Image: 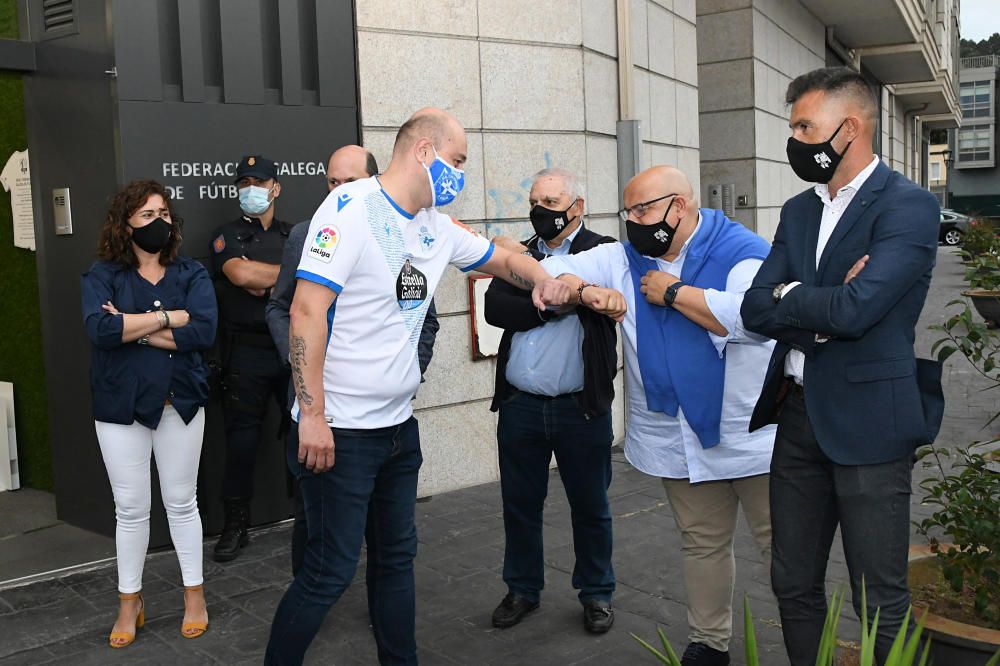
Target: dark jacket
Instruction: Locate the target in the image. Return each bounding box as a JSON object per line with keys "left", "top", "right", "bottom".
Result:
{"left": 81, "top": 257, "right": 218, "bottom": 428}
{"left": 741, "top": 161, "right": 944, "bottom": 464}
{"left": 485, "top": 226, "right": 618, "bottom": 417}
{"left": 265, "top": 220, "right": 440, "bottom": 378}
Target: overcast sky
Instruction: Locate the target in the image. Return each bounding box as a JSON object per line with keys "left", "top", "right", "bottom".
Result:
{"left": 961, "top": 0, "right": 999, "bottom": 42}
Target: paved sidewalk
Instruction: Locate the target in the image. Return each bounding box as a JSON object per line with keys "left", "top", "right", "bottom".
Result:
{"left": 0, "top": 247, "right": 992, "bottom": 666}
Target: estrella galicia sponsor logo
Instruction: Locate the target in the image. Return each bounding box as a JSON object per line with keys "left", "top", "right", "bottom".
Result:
{"left": 396, "top": 258, "right": 428, "bottom": 311}
{"left": 309, "top": 225, "right": 339, "bottom": 263}
{"left": 337, "top": 193, "right": 352, "bottom": 212}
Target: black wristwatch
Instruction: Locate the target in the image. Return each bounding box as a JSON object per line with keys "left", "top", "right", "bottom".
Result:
{"left": 664, "top": 281, "right": 686, "bottom": 307}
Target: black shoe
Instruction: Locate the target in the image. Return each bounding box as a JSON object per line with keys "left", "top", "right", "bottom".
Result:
{"left": 680, "top": 642, "right": 730, "bottom": 666}
{"left": 213, "top": 499, "right": 250, "bottom": 562}
{"left": 491, "top": 593, "right": 539, "bottom": 628}
{"left": 583, "top": 599, "right": 614, "bottom": 634}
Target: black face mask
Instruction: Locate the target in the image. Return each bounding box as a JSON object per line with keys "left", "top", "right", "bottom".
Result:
{"left": 786, "top": 119, "right": 852, "bottom": 184}
{"left": 626, "top": 198, "right": 678, "bottom": 258}
{"left": 529, "top": 201, "right": 578, "bottom": 242}
{"left": 131, "top": 217, "right": 172, "bottom": 254}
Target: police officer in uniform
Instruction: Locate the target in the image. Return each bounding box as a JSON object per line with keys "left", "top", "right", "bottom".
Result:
{"left": 210, "top": 155, "right": 292, "bottom": 562}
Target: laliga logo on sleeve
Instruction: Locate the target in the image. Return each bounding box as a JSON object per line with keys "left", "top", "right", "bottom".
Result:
{"left": 309, "top": 226, "right": 339, "bottom": 263}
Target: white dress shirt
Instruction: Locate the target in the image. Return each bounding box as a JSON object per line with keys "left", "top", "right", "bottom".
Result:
{"left": 542, "top": 215, "right": 776, "bottom": 482}
{"left": 784, "top": 155, "right": 880, "bottom": 384}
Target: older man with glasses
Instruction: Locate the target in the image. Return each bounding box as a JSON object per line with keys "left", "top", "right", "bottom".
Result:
{"left": 536, "top": 165, "right": 776, "bottom": 666}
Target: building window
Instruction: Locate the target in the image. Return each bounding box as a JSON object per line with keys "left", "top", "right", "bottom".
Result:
{"left": 957, "top": 127, "right": 993, "bottom": 164}
{"left": 960, "top": 80, "right": 993, "bottom": 119}
{"left": 930, "top": 161, "right": 942, "bottom": 181}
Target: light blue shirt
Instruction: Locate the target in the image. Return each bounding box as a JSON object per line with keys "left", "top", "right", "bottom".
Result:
{"left": 505, "top": 225, "right": 586, "bottom": 397}
{"left": 541, "top": 215, "right": 776, "bottom": 482}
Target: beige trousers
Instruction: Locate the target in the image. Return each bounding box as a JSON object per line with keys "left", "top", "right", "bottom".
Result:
{"left": 661, "top": 474, "right": 772, "bottom": 652}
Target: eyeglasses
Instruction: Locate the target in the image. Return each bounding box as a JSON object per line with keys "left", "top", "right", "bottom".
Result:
{"left": 618, "top": 194, "right": 677, "bottom": 223}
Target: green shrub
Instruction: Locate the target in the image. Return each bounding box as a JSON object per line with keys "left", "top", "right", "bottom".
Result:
{"left": 630, "top": 586, "right": 937, "bottom": 666}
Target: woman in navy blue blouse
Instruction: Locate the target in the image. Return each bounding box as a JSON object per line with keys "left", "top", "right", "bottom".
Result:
{"left": 81, "top": 180, "right": 217, "bottom": 648}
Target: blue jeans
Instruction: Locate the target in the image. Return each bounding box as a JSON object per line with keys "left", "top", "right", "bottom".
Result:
{"left": 265, "top": 417, "right": 421, "bottom": 666}
{"left": 497, "top": 391, "right": 615, "bottom": 604}
{"left": 286, "top": 425, "right": 307, "bottom": 576}
{"left": 770, "top": 391, "right": 917, "bottom": 665}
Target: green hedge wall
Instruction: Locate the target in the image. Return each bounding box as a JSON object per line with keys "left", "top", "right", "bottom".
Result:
{"left": 0, "top": 0, "right": 52, "bottom": 490}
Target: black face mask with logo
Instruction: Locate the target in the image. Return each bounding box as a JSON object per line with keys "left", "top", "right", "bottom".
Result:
{"left": 786, "top": 119, "right": 852, "bottom": 184}
{"left": 529, "top": 201, "right": 578, "bottom": 242}
{"left": 625, "top": 198, "right": 678, "bottom": 258}
{"left": 130, "top": 217, "right": 172, "bottom": 254}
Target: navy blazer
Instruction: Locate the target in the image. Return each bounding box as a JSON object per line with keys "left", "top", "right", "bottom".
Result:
{"left": 741, "top": 161, "right": 941, "bottom": 465}
{"left": 82, "top": 257, "right": 218, "bottom": 428}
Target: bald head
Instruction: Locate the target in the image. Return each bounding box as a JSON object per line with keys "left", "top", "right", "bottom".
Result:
{"left": 392, "top": 107, "right": 465, "bottom": 158}
{"left": 327, "top": 145, "right": 376, "bottom": 191}
{"left": 624, "top": 166, "right": 696, "bottom": 211}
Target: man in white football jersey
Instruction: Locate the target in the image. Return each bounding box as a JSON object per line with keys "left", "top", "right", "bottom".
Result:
{"left": 264, "top": 107, "right": 624, "bottom": 666}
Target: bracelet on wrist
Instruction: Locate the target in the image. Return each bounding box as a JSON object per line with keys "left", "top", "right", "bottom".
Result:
{"left": 161, "top": 310, "right": 171, "bottom": 328}
{"left": 577, "top": 282, "right": 596, "bottom": 303}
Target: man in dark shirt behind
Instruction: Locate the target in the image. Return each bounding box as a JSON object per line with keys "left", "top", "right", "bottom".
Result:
{"left": 210, "top": 154, "right": 292, "bottom": 562}
{"left": 266, "top": 144, "right": 440, "bottom": 574}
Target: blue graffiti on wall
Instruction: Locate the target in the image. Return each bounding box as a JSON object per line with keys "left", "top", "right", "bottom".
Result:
{"left": 485, "top": 151, "right": 554, "bottom": 222}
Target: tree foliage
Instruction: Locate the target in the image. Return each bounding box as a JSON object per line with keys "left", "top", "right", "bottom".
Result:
{"left": 961, "top": 33, "right": 1000, "bottom": 58}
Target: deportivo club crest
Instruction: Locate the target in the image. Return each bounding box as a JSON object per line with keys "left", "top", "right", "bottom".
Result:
{"left": 419, "top": 225, "right": 436, "bottom": 249}
{"left": 813, "top": 152, "right": 832, "bottom": 169}
{"left": 434, "top": 170, "right": 460, "bottom": 198}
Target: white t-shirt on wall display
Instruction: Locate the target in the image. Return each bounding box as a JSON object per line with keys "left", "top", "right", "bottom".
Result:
{"left": 1, "top": 149, "right": 36, "bottom": 251}
{"left": 294, "top": 176, "right": 493, "bottom": 430}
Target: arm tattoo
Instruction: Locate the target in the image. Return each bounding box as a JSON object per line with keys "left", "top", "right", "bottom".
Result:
{"left": 509, "top": 271, "right": 534, "bottom": 289}
{"left": 290, "top": 335, "right": 314, "bottom": 406}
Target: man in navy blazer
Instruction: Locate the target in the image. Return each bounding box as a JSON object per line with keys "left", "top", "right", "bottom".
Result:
{"left": 741, "top": 68, "right": 940, "bottom": 665}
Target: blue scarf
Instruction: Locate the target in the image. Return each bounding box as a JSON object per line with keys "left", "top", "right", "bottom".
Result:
{"left": 624, "top": 208, "right": 770, "bottom": 448}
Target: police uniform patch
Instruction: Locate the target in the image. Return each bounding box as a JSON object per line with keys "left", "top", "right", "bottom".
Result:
{"left": 308, "top": 225, "right": 339, "bottom": 263}
{"left": 213, "top": 234, "right": 226, "bottom": 253}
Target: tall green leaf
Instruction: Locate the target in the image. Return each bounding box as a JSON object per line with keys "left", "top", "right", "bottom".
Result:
{"left": 743, "top": 595, "right": 759, "bottom": 666}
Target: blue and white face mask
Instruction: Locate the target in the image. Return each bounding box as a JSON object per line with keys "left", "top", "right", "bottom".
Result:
{"left": 423, "top": 146, "right": 465, "bottom": 208}
{"left": 239, "top": 184, "right": 274, "bottom": 216}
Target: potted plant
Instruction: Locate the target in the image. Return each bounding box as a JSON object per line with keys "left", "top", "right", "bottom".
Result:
{"left": 913, "top": 445, "right": 1000, "bottom": 664}
{"left": 961, "top": 249, "right": 1000, "bottom": 326}
{"left": 960, "top": 220, "right": 999, "bottom": 263}
{"left": 911, "top": 302, "right": 1000, "bottom": 663}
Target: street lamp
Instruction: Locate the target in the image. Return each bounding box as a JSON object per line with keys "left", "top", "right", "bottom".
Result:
{"left": 942, "top": 148, "right": 954, "bottom": 210}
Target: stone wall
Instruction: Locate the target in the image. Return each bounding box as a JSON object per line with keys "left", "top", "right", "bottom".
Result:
{"left": 696, "top": 0, "right": 823, "bottom": 241}
{"left": 354, "top": 0, "right": 700, "bottom": 496}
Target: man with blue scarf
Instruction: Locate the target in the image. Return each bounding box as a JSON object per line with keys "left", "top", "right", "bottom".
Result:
{"left": 539, "top": 166, "right": 776, "bottom": 666}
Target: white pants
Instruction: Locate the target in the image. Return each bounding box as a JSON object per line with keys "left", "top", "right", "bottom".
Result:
{"left": 95, "top": 405, "right": 205, "bottom": 593}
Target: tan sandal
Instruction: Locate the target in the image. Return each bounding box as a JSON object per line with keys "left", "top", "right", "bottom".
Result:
{"left": 109, "top": 591, "right": 144, "bottom": 648}
{"left": 181, "top": 584, "right": 208, "bottom": 639}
